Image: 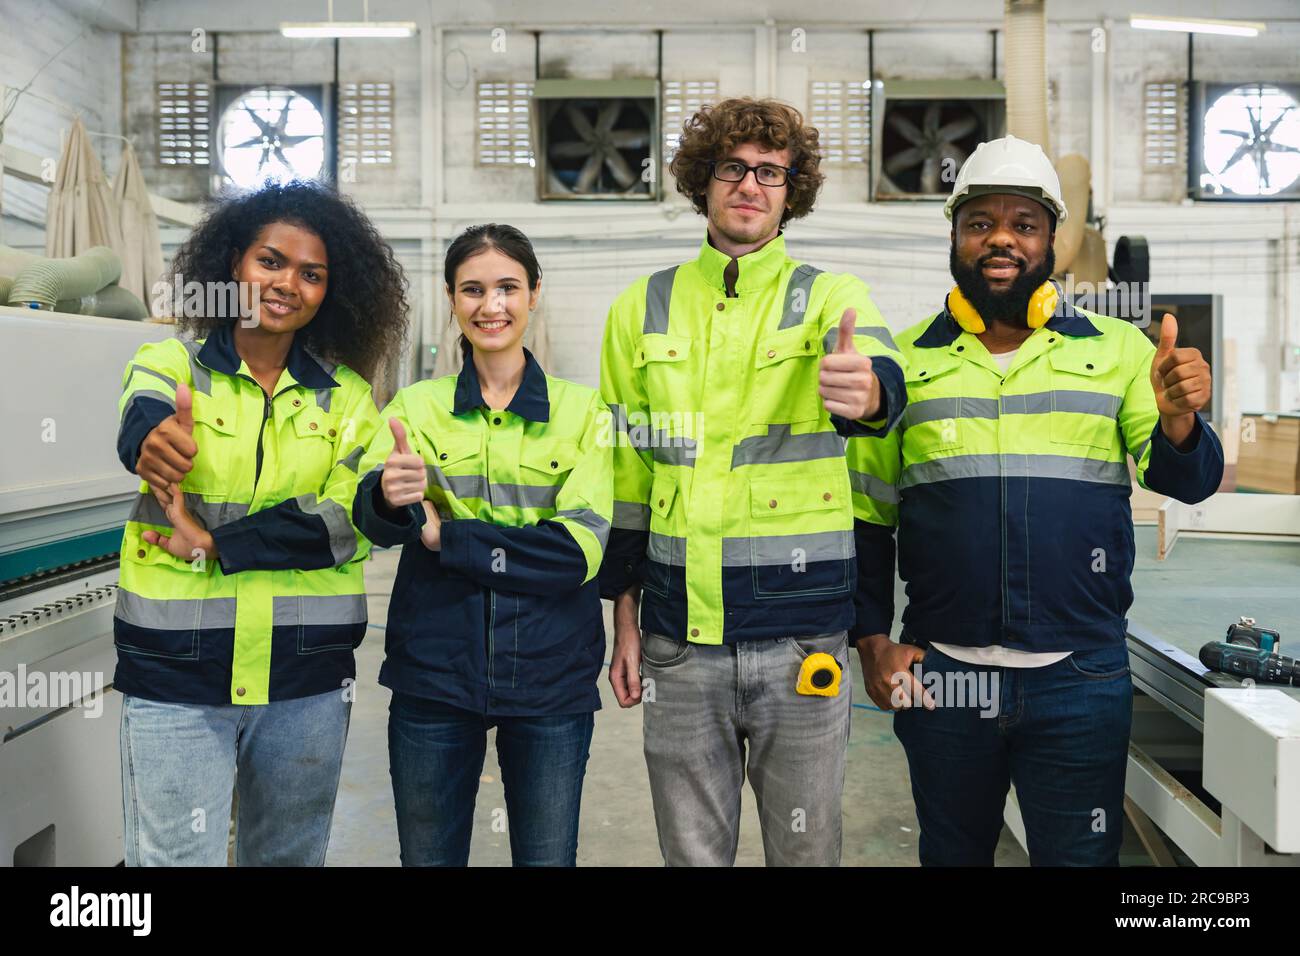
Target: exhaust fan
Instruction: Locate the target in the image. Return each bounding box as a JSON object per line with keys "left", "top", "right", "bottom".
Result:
{"left": 871, "top": 80, "right": 1005, "bottom": 201}
{"left": 532, "top": 79, "right": 658, "bottom": 201}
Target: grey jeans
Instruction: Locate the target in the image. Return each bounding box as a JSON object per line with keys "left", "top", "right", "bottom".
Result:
{"left": 640, "top": 630, "right": 852, "bottom": 866}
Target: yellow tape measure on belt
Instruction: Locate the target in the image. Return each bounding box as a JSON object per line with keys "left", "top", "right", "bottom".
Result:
{"left": 796, "top": 652, "right": 842, "bottom": 697}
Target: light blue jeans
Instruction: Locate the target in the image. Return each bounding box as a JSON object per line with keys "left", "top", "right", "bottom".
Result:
{"left": 120, "top": 689, "right": 351, "bottom": 866}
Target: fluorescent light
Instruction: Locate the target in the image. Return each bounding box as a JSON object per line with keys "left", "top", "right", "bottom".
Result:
{"left": 280, "top": 21, "right": 416, "bottom": 38}
{"left": 1129, "top": 15, "right": 1264, "bottom": 37}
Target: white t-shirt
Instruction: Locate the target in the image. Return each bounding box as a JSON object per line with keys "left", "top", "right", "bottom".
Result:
{"left": 929, "top": 346, "right": 1072, "bottom": 669}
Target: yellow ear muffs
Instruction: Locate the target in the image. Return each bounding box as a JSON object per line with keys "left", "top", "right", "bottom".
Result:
{"left": 947, "top": 282, "right": 1059, "bottom": 334}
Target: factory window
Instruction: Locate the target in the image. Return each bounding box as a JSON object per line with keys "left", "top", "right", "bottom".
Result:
{"left": 663, "top": 79, "right": 719, "bottom": 161}
{"left": 338, "top": 81, "right": 394, "bottom": 166}
{"left": 477, "top": 80, "right": 534, "bottom": 165}
{"left": 157, "top": 82, "right": 211, "bottom": 166}
{"left": 809, "top": 79, "right": 871, "bottom": 165}
{"left": 1144, "top": 81, "right": 1183, "bottom": 169}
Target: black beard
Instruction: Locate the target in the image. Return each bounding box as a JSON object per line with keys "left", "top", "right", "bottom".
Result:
{"left": 949, "top": 242, "right": 1056, "bottom": 329}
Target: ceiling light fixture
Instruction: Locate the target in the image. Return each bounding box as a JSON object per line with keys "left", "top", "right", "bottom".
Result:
{"left": 1129, "top": 14, "right": 1265, "bottom": 38}
{"left": 281, "top": 0, "right": 416, "bottom": 39}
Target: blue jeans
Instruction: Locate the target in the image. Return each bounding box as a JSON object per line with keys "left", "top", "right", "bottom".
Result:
{"left": 893, "top": 642, "right": 1133, "bottom": 866}
{"left": 120, "top": 689, "right": 351, "bottom": 866}
{"left": 388, "top": 692, "right": 594, "bottom": 867}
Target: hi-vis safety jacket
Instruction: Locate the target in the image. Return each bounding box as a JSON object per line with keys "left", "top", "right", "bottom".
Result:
{"left": 113, "top": 324, "right": 382, "bottom": 706}
{"left": 597, "top": 233, "right": 907, "bottom": 645}
{"left": 847, "top": 298, "right": 1224, "bottom": 654}
{"left": 352, "top": 349, "right": 613, "bottom": 717}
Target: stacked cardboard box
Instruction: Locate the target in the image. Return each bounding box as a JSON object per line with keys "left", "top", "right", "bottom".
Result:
{"left": 1236, "top": 413, "right": 1300, "bottom": 494}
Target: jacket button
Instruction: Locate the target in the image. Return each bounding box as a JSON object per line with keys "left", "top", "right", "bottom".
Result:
{"left": 956, "top": 345, "right": 965, "bottom": 352}
{"left": 493, "top": 417, "right": 501, "bottom": 425}
{"left": 804, "top": 340, "right": 810, "bottom": 350}
{"left": 691, "top": 628, "right": 700, "bottom": 637}
{"left": 551, "top": 460, "right": 558, "bottom": 469}
{"left": 235, "top": 687, "right": 246, "bottom": 697}
{"left": 919, "top": 371, "right": 927, "bottom": 377}
{"left": 328, "top": 428, "right": 337, "bottom": 437}
{"left": 1086, "top": 363, "right": 1094, "bottom": 370}
{"left": 667, "top": 349, "right": 677, "bottom": 357}
{"left": 768, "top": 498, "right": 778, "bottom": 508}
{"left": 136, "top": 548, "right": 146, "bottom": 558}
{"left": 439, "top": 452, "right": 448, "bottom": 461}
{"left": 823, "top": 492, "right": 832, "bottom": 501}
{"left": 292, "top": 399, "right": 301, "bottom": 407}
{"left": 309, "top": 422, "right": 318, "bottom": 430}
{"left": 766, "top": 349, "right": 776, "bottom": 358}
{"left": 215, "top": 417, "right": 224, "bottom": 426}
{"left": 715, "top": 302, "right": 725, "bottom": 311}
{"left": 1048, "top": 337, "right": 1056, "bottom": 343}
{"left": 658, "top": 498, "right": 665, "bottom": 508}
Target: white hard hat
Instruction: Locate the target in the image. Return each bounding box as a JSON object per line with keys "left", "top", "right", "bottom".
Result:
{"left": 944, "top": 134, "right": 1068, "bottom": 224}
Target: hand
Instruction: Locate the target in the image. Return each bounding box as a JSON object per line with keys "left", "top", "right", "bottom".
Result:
{"left": 608, "top": 587, "right": 643, "bottom": 708}
{"left": 381, "top": 418, "right": 427, "bottom": 511}
{"left": 819, "top": 309, "right": 880, "bottom": 421}
{"left": 1150, "top": 313, "right": 1211, "bottom": 447}
{"left": 141, "top": 483, "right": 217, "bottom": 564}
{"left": 418, "top": 499, "right": 442, "bottom": 551}
{"left": 856, "top": 634, "right": 934, "bottom": 712}
{"left": 136, "top": 381, "right": 198, "bottom": 490}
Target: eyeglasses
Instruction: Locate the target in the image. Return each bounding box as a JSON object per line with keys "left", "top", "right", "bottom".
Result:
{"left": 709, "top": 159, "right": 797, "bottom": 187}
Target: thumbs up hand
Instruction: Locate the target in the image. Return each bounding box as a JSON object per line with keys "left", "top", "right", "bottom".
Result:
{"left": 1150, "top": 313, "right": 1211, "bottom": 418}
{"left": 380, "top": 417, "right": 428, "bottom": 511}
{"left": 136, "top": 380, "right": 199, "bottom": 491}
{"left": 819, "top": 309, "right": 880, "bottom": 421}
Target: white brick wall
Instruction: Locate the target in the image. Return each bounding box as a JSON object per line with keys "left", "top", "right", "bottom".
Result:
{"left": 0, "top": 0, "right": 122, "bottom": 245}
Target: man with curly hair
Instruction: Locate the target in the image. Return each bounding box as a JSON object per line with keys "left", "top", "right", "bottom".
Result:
{"left": 598, "top": 97, "right": 906, "bottom": 865}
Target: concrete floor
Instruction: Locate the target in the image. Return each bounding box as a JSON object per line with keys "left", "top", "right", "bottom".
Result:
{"left": 326, "top": 547, "right": 1029, "bottom": 866}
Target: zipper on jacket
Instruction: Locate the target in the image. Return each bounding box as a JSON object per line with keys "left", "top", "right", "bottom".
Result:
{"left": 253, "top": 390, "right": 272, "bottom": 490}
{"left": 244, "top": 379, "right": 300, "bottom": 493}
{"left": 486, "top": 588, "right": 496, "bottom": 691}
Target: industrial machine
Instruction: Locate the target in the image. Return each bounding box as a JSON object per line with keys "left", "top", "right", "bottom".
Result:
{"left": 0, "top": 305, "right": 171, "bottom": 866}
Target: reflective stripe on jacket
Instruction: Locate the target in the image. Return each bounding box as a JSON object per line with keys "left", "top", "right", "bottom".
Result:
{"left": 113, "top": 324, "right": 382, "bottom": 705}
{"left": 353, "top": 348, "right": 612, "bottom": 717}
{"left": 847, "top": 298, "right": 1224, "bottom": 652}
{"left": 597, "top": 232, "right": 907, "bottom": 645}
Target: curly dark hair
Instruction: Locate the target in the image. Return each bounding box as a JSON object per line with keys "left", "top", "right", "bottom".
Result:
{"left": 668, "top": 97, "right": 827, "bottom": 227}
{"left": 169, "top": 180, "right": 409, "bottom": 382}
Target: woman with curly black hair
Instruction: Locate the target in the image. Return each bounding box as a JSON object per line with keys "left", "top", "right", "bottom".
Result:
{"left": 112, "top": 179, "right": 408, "bottom": 866}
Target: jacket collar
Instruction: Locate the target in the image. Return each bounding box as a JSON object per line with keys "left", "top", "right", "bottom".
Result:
{"left": 694, "top": 230, "right": 790, "bottom": 295}
{"left": 914, "top": 282, "right": 1103, "bottom": 349}
{"left": 453, "top": 347, "right": 550, "bottom": 423}
{"left": 195, "top": 323, "right": 339, "bottom": 389}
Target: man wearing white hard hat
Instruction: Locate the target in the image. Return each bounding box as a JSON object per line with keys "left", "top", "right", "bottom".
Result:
{"left": 845, "top": 135, "right": 1224, "bottom": 865}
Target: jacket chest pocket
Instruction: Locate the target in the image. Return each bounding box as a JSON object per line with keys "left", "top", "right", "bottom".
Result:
{"left": 428, "top": 437, "right": 483, "bottom": 513}
{"left": 286, "top": 402, "right": 341, "bottom": 490}
{"left": 634, "top": 334, "right": 694, "bottom": 407}
{"left": 902, "top": 362, "right": 967, "bottom": 457}
{"left": 186, "top": 397, "right": 241, "bottom": 495}
{"left": 751, "top": 326, "right": 822, "bottom": 425}
{"left": 1046, "top": 351, "right": 1121, "bottom": 451}
{"left": 517, "top": 440, "right": 578, "bottom": 513}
